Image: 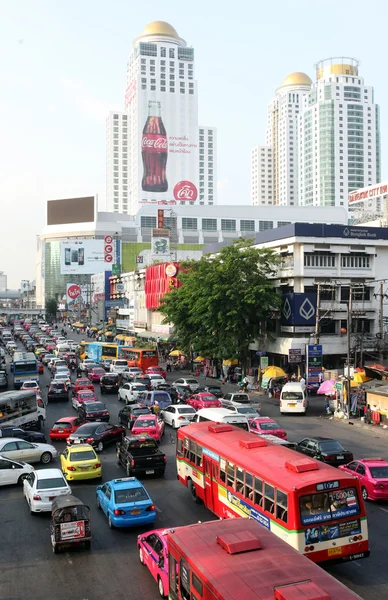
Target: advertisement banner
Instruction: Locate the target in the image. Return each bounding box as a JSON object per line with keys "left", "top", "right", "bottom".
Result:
{"left": 60, "top": 240, "right": 109, "bottom": 275}
{"left": 260, "top": 356, "right": 269, "bottom": 370}
{"left": 288, "top": 349, "right": 302, "bottom": 364}
{"left": 138, "top": 87, "right": 199, "bottom": 205}
{"left": 66, "top": 284, "right": 89, "bottom": 307}
{"left": 87, "top": 343, "right": 103, "bottom": 362}
{"left": 307, "top": 344, "right": 323, "bottom": 384}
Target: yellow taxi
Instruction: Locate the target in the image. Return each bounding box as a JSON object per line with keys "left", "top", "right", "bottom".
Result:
{"left": 35, "top": 347, "right": 47, "bottom": 358}
{"left": 60, "top": 444, "right": 102, "bottom": 481}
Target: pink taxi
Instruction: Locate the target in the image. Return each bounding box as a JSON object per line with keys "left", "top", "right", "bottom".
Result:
{"left": 248, "top": 417, "right": 287, "bottom": 439}
{"left": 138, "top": 528, "right": 169, "bottom": 598}
{"left": 132, "top": 414, "right": 165, "bottom": 444}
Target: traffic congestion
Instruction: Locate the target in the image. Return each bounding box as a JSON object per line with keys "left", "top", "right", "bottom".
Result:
{"left": 1, "top": 317, "right": 388, "bottom": 599}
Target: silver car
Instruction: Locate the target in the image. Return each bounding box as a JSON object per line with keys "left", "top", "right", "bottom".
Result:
{"left": 0, "top": 438, "right": 58, "bottom": 464}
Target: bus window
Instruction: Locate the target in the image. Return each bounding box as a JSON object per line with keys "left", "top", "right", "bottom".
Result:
{"left": 219, "top": 458, "right": 226, "bottom": 484}
{"left": 226, "top": 463, "right": 235, "bottom": 488}
{"left": 254, "top": 477, "right": 263, "bottom": 506}
{"left": 184, "top": 438, "right": 190, "bottom": 461}
{"left": 264, "top": 483, "right": 275, "bottom": 514}
{"left": 192, "top": 572, "right": 203, "bottom": 597}
{"left": 177, "top": 438, "right": 183, "bottom": 458}
{"left": 276, "top": 489, "right": 288, "bottom": 523}
{"left": 195, "top": 445, "right": 202, "bottom": 467}
{"left": 189, "top": 440, "right": 196, "bottom": 464}
{"left": 169, "top": 553, "right": 178, "bottom": 597}
{"left": 236, "top": 467, "right": 244, "bottom": 495}
{"left": 180, "top": 559, "right": 191, "bottom": 600}
{"left": 245, "top": 472, "right": 253, "bottom": 500}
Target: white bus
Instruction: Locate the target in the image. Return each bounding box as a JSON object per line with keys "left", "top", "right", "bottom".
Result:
{"left": 193, "top": 408, "right": 249, "bottom": 431}
{"left": 0, "top": 390, "right": 46, "bottom": 430}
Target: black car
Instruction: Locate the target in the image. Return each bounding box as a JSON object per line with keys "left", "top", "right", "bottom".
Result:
{"left": 118, "top": 404, "right": 151, "bottom": 428}
{"left": 78, "top": 401, "right": 110, "bottom": 422}
{"left": 295, "top": 437, "right": 354, "bottom": 467}
{"left": 0, "top": 370, "right": 8, "bottom": 390}
{"left": 0, "top": 425, "right": 47, "bottom": 443}
{"left": 100, "top": 373, "right": 120, "bottom": 394}
{"left": 67, "top": 422, "right": 125, "bottom": 452}
{"left": 47, "top": 382, "right": 69, "bottom": 402}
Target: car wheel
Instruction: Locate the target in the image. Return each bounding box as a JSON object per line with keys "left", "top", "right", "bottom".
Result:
{"left": 139, "top": 546, "right": 145, "bottom": 564}
{"left": 118, "top": 393, "right": 122, "bottom": 402}
{"left": 52, "top": 544, "right": 59, "bottom": 554}
{"left": 18, "top": 474, "right": 28, "bottom": 485}
{"left": 171, "top": 420, "right": 175, "bottom": 429}
{"left": 158, "top": 576, "right": 165, "bottom": 598}
{"left": 40, "top": 452, "right": 52, "bottom": 464}
{"left": 97, "top": 441, "right": 104, "bottom": 452}
{"left": 362, "top": 486, "right": 368, "bottom": 501}
{"left": 108, "top": 514, "right": 114, "bottom": 529}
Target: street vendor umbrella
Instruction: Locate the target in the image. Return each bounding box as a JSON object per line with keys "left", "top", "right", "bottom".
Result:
{"left": 317, "top": 380, "right": 336, "bottom": 395}
{"left": 263, "top": 366, "right": 286, "bottom": 378}
{"left": 90, "top": 327, "right": 98, "bottom": 331}
{"left": 194, "top": 356, "right": 206, "bottom": 362}
{"left": 169, "top": 349, "right": 184, "bottom": 356}
{"left": 223, "top": 359, "right": 239, "bottom": 366}
{"left": 353, "top": 372, "right": 372, "bottom": 383}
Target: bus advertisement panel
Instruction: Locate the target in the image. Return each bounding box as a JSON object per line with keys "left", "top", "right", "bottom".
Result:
{"left": 12, "top": 351, "right": 39, "bottom": 389}
{"left": 79, "top": 343, "right": 119, "bottom": 361}
{"left": 176, "top": 422, "right": 369, "bottom": 565}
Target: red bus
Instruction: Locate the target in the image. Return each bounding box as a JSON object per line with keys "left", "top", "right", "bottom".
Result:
{"left": 119, "top": 347, "right": 158, "bottom": 371}
{"left": 167, "top": 518, "right": 363, "bottom": 600}
{"left": 176, "top": 422, "right": 369, "bottom": 564}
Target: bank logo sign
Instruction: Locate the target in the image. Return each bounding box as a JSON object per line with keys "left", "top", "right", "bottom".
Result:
{"left": 281, "top": 293, "right": 317, "bottom": 326}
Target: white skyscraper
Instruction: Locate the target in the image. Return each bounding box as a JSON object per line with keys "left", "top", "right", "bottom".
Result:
{"left": 0, "top": 271, "right": 7, "bottom": 291}
{"left": 106, "top": 21, "right": 217, "bottom": 214}
{"left": 298, "top": 57, "right": 381, "bottom": 207}
{"left": 251, "top": 72, "right": 312, "bottom": 206}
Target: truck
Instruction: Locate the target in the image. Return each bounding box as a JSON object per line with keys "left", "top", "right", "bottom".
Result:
{"left": 116, "top": 435, "right": 166, "bottom": 478}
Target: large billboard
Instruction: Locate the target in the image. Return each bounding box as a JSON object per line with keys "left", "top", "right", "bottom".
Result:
{"left": 60, "top": 240, "right": 111, "bottom": 275}
{"left": 47, "top": 197, "right": 95, "bottom": 225}
{"left": 136, "top": 86, "right": 199, "bottom": 205}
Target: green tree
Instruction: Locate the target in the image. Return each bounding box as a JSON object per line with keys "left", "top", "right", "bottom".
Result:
{"left": 45, "top": 298, "right": 58, "bottom": 320}
{"left": 159, "top": 239, "right": 280, "bottom": 370}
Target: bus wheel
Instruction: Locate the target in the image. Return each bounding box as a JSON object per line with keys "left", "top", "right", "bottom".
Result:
{"left": 190, "top": 481, "right": 201, "bottom": 504}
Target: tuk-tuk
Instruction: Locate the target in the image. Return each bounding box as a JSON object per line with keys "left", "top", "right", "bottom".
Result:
{"left": 51, "top": 494, "right": 91, "bottom": 554}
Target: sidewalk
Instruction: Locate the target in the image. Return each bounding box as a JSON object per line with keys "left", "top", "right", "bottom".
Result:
{"left": 332, "top": 416, "right": 388, "bottom": 436}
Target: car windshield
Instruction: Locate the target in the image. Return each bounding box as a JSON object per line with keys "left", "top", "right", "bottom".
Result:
{"left": 186, "top": 379, "right": 198, "bottom": 385}
{"left": 80, "top": 392, "right": 94, "bottom": 397}
{"left": 85, "top": 403, "right": 105, "bottom": 411}
{"left": 69, "top": 450, "right": 96, "bottom": 461}
{"left": 76, "top": 424, "right": 98, "bottom": 433}
{"left": 153, "top": 393, "right": 169, "bottom": 402}
{"left": 77, "top": 380, "right": 90, "bottom": 385}
{"left": 115, "top": 361, "right": 128, "bottom": 367}
{"left": 103, "top": 375, "right": 118, "bottom": 382}
{"left": 178, "top": 407, "right": 195, "bottom": 414}
{"left": 283, "top": 392, "right": 303, "bottom": 400}
{"left": 134, "top": 419, "right": 155, "bottom": 428}
{"left": 237, "top": 407, "right": 256, "bottom": 414}
{"left": 53, "top": 422, "right": 72, "bottom": 429}
{"left": 369, "top": 466, "right": 388, "bottom": 478}
{"left": 114, "top": 487, "right": 148, "bottom": 503}
{"left": 133, "top": 409, "right": 150, "bottom": 416}
{"left": 319, "top": 441, "right": 345, "bottom": 452}
{"left": 133, "top": 384, "right": 146, "bottom": 390}
{"left": 128, "top": 440, "right": 158, "bottom": 452}
{"left": 23, "top": 382, "right": 37, "bottom": 388}
{"left": 232, "top": 395, "right": 250, "bottom": 403}
{"left": 260, "top": 421, "right": 281, "bottom": 430}
{"left": 37, "top": 477, "right": 66, "bottom": 490}
{"left": 94, "top": 369, "right": 105, "bottom": 374}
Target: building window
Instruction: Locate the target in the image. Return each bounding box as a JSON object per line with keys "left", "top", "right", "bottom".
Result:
{"left": 341, "top": 254, "right": 370, "bottom": 269}
{"left": 259, "top": 221, "right": 274, "bottom": 231}
{"left": 202, "top": 219, "right": 217, "bottom": 231}
{"left": 221, "top": 219, "right": 236, "bottom": 232}
{"left": 240, "top": 220, "right": 255, "bottom": 231}
{"left": 169, "top": 48, "right": 175, "bottom": 58}
{"left": 140, "top": 216, "right": 157, "bottom": 229}
{"left": 304, "top": 254, "right": 335, "bottom": 268}
{"left": 182, "top": 218, "right": 198, "bottom": 230}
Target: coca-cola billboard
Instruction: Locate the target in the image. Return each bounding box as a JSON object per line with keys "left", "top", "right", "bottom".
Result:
{"left": 138, "top": 89, "right": 199, "bottom": 205}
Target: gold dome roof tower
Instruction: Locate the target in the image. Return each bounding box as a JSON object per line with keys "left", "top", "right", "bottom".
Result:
{"left": 136, "top": 21, "right": 185, "bottom": 46}
{"left": 279, "top": 72, "right": 312, "bottom": 88}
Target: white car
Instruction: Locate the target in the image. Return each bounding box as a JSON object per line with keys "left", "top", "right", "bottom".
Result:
{"left": 222, "top": 404, "right": 260, "bottom": 419}
{"left": 118, "top": 382, "right": 147, "bottom": 404}
{"left": 110, "top": 359, "right": 129, "bottom": 374}
{"left": 23, "top": 468, "right": 71, "bottom": 513}
{"left": 148, "top": 374, "right": 166, "bottom": 388}
{"left": 53, "top": 373, "right": 71, "bottom": 387}
{"left": 0, "top": 438, "right": 58, "bottom": 464}
{"left": 21, "top": 380, "right": 40, "bottom": 392}
{"left": 80, "top": 359, "right": 96, "bottom": 371}
{"left": 161, "top": 404, "right": 197, "bottom": 428}
{"left": 173, "top": 377, "right": 200, "bottom": 391}
{"left": 0, "top": 455, "right": 34, "bottom": 486}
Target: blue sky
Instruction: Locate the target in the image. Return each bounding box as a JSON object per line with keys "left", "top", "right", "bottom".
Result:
{"left": 0, "top": 0, "right": 385, "bottom": 287}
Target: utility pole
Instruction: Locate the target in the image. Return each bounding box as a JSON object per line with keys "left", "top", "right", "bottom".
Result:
{"left": 346, "top": 287, "right": 352, "bottom": 415}
{"left": 315, "top": 283, "right": 321, "bottom": 344}
{"left": 380, "top": 281, "right": 384, "bottom": 363}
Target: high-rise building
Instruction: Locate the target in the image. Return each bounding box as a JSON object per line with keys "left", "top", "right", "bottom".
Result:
{"left": 251, "top": 72, "right": 312, "bottom": 206}
{"left": 298, "top": 57, "right": 381, "bottom": 207}
{"left": 106, "top": 21, "right": 217, "bottom": 214}
{"left": 0, "top": 271, "right": 7, "bottom": 291}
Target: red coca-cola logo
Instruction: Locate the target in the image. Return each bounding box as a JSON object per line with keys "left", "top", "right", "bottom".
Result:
{"left": 173, "top": 181, "right": 198, "bottom": 202}
{"left": 142, "top": 134, "right": 168, "bottom": 152}
{"left": 67, "top": 285, "right": 81, "bottom": 300}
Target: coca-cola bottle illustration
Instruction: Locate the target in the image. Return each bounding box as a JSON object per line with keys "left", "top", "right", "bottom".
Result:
{"left": 142, "top": 100, "right": 168, "bottom": 192}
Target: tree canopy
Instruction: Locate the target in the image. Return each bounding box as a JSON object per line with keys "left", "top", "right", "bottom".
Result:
{"left": 159, "top": 239, "right": 280, "bottom": 366}
{"left": 45, "top": 298, "right": 58, "bottom": 319}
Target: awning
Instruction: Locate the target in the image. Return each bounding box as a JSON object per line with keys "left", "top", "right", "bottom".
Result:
{"left": 135, "top": 330, "right": 169, "bottom": 341}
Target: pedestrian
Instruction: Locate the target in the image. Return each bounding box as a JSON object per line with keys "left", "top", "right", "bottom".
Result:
{"left": 299, "top": 375, "right": 306, "bottom": 389}
{"left": 166, "top": 358, "right": 172, "bottom": 372}
{"left": 242, "top": 375, "right": 249, "bottom": 393}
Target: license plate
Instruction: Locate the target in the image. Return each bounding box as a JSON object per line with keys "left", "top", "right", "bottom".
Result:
{"left": 337, "top": 455, "right": 344, "bottom": 459}
{"left": 74, "top": 439, "right": 81, "bottom": 444}
{"left": 79, "top": 466, "right": 89, "bottom": 471}
{"left": 328, "top": 547, "right": 343, "bottom": 557}
{"left": 131, "top": 509, "right": 141, "bottom": 515}
{"left": 289, "top": 403, "right": 296, "bottom": 407}
{"left": 58, "top": 429, "right": 63, "bottom": 433}
{"left": 146, "top": 470, "right": 154, "bottom": 475}
{"left": 96, "top": 418, "right": 101, "bottom": 421}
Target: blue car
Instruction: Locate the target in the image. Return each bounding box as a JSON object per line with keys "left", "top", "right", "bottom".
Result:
{"left": 96, "top": 477, "right": 156, "bottom": 529}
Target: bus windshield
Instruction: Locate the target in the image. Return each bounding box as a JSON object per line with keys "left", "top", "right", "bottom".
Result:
{"left": 14, "top": 362, "right": 37, "bottom": 373}
{"left": 299, "top": 487, "right": 360, "bottom": 525}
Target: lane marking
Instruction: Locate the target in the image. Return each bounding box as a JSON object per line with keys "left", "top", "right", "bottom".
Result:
{"left": 379, "top": 507, "right": 388, "bottom": 514}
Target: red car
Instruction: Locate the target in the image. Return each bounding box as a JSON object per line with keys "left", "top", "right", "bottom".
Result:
{"left": 338, "top": 458, "right": 388, "bottom": 501}
{"left": 248, "top": 417, "right": 287, "bottom": 440}
{"left": 38, "top": 362, "right": 44, "bottom": 374}
{"left": 187, "top": 393, "right": 221, "bottom": 410}
{"left": 72, "top": 389, "right": 98, "bottom": 410}
{"left": 132, "top": 414, "right": 165, "bottom": 443}
{"left": 145, "top": 365, "right": 167, "bottom": 380}
{"left": 88, "top": 367, "right": 106, "bottom": 383}
{"left": 50, "top": 416, "right": 83, "bottom": 440}
{"left": 72, "top": 377, "right": 94, "bottom": 395}
{"left": 46, "top": 342, "right": 56, "bottom": 351}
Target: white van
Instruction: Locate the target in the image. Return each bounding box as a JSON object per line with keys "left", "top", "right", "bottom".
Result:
{"left": 55, "top": 343, "right": 71, "bottom": 356}
{"left": 280, "top": 382, "right": 308, "bottom": 414}
{"left": 193, "top": 408, "right": 249, "bottom": 431}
